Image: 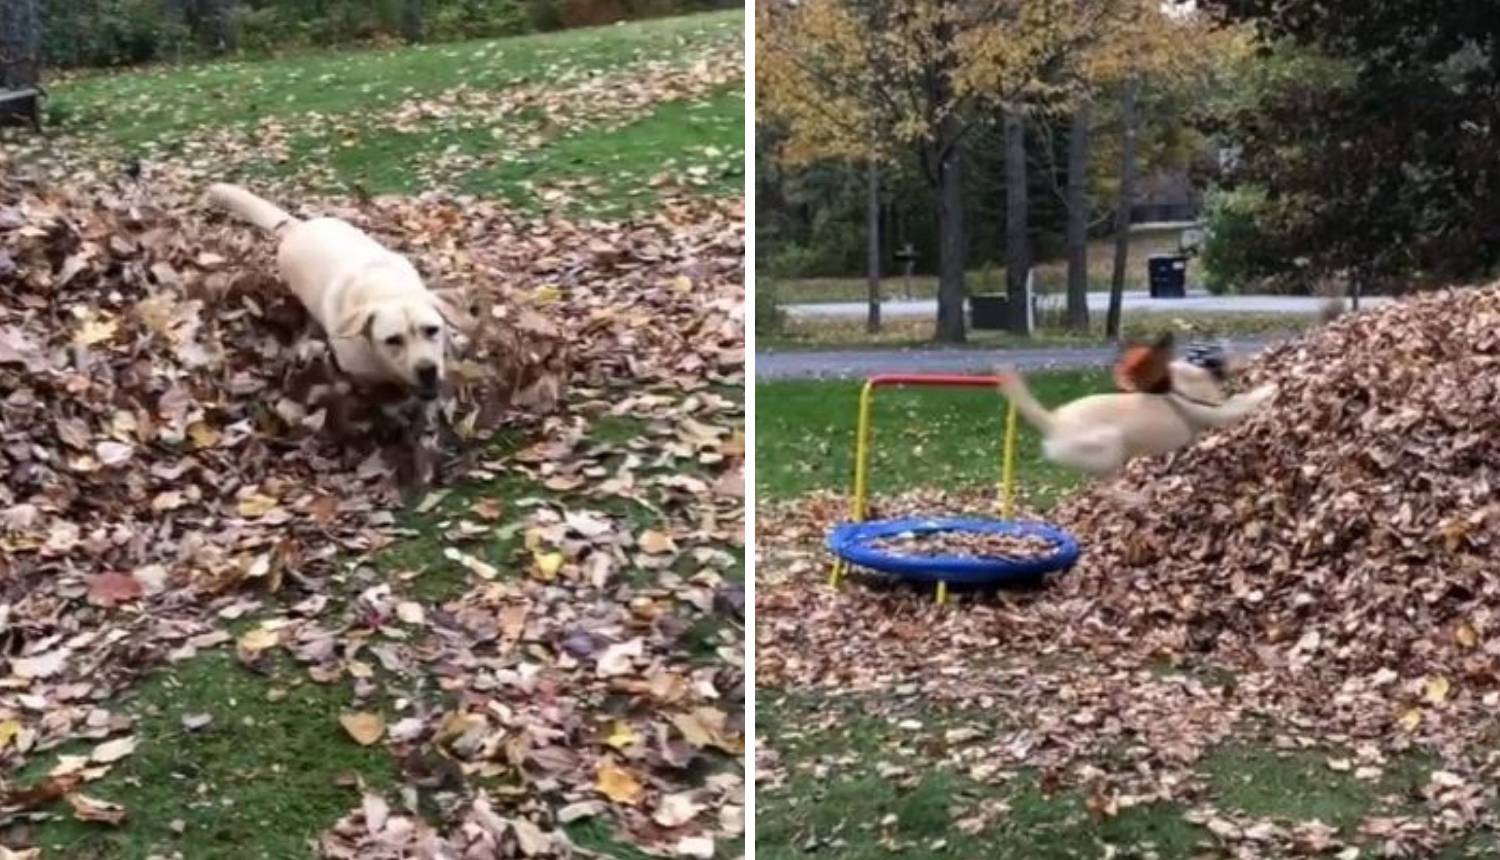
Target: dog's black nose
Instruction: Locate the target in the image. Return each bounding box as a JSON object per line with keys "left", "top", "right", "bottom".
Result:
{"left": 415, "top": 363, "right": 439, "bottom": 398}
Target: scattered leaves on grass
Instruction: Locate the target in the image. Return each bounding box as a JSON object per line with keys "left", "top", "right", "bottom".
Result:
{"left": 0, "top": 120, "right": 743, "bottom": 855}
{"left": 66, "top": 793, "right": 127, "bottom": 826}
{"left": 759, "top": 287, "right": 1500, "bottom": 858}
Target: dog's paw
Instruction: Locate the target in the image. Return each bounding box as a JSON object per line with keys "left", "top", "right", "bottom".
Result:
{"left": 1247, "top": 383, "right": 1278, "bottom": 405}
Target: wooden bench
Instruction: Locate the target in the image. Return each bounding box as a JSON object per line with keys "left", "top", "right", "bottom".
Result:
{"left": 0, "top": 86, "right": 42, "bottom": 132}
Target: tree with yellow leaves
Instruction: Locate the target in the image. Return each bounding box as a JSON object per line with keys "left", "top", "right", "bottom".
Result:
{"left": 1065, "top": 2, "right": 1245, "bottom": 337}
{"left": 759, "top": 0, "right": 1123, "bottom": 343}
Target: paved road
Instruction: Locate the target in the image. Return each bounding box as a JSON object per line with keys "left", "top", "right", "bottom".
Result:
{"left": 784, "top": 290, "right": 1390, "bottom": 320}
{"left": 757, "top": 337, "right": 1280, "bottom": 380}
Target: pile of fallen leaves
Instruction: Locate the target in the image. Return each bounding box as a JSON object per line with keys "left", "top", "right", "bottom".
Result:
{"left": 0, "top": 149, "right": 744, "bottom": 856}
{"left": 868, "top": 529, "right": 1057, "bottom": 560}
{"left": 1055, "top": 285, "right": 1500, "bottom": 685}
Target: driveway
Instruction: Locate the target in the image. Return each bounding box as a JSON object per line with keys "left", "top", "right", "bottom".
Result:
{"left": 756, "top": 338, "right": 1281, "bottom": 380}
{"left": 782, "top": 290, "right": 1388, "bottom": 320}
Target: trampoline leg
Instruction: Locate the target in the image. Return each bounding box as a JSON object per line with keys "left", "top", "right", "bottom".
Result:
{"left": 935, "top": 581, "right": 949, "bottom": 605}
{"left": 828, "top": 560, "right": 844, "bottom": 589}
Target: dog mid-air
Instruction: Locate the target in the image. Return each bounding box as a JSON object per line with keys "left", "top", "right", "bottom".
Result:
{"left": 996, "top": 335, "right": 1277, "bottom": 477}
{"left": 207, "top": 183, "right": 468, "bottom": 400}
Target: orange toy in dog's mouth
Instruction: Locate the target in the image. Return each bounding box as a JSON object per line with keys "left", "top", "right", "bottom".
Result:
{"left": 1113, "top": 333, "right": 1175, "bottom": 395}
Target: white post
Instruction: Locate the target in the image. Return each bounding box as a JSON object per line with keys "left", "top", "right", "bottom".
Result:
{"left": 1024, "top": 266, "right": 1035, "bottom": 335}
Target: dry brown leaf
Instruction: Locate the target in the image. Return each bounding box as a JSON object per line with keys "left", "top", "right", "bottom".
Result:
{"left": 595, "top": 759, "right": 644, "bottom": 805}
{"left": 66, "top": 793, "right": 127, "bottom": 825}
{"left": 86, "top": 573, "right": 143, "bottom": 608}
{"left": 340, "top": 712, "right": 386, "bottom": 746}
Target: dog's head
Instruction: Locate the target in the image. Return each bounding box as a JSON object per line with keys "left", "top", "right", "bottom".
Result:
{"left": 1167, "top": 360, "right": 1229, "bottom": 405}
{"left": 337, "top": 287, "right": 472, "bottom": 400}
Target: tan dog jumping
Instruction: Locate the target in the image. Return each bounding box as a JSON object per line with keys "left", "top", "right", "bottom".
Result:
{"left": 207, "top": 183, "right": 466, "bottom": 400}
{"left": 996, "top": 338, "right": 1277, "bottom": 477}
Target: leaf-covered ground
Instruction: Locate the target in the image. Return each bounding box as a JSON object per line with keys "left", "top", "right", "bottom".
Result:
{"left": 756, "top": 309, "right": 1500, "bottom": 859}
{"left": 0, "top": 13, "right": 743, "bottom": 859}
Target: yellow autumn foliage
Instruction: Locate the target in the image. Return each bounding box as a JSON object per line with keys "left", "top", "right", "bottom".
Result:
{"left": 758, "top": 0, "right": 1245, "bottom": 166}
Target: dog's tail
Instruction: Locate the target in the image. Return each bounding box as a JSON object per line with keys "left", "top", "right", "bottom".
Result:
{"left": 995, "top": 366, "right": 1056, "bottom": 436}
{"left": 206, "top": 183, "right": 298, "bottom": 234}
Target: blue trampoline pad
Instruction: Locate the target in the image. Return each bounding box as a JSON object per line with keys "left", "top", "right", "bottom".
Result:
{"left": 827, "top": 517, "right": 1080, "bottom": 585}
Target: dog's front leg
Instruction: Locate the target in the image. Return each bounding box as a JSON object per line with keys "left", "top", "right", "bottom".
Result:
{"left": 410, "top": 398, "right": 441, "bottom": 488}
{"left": 1189, "top": 383, "right": 1279, "bottom": 428}
{"left": 385, "top": 397, "right": 440, "bottom": 490}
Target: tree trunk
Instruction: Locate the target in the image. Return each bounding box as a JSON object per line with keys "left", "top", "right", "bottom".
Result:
{"left": 1107, "top": 78, "right": 1141, "bottom": 341}
{"left": 1064, "top": 102, "right": 1092, "bottom": 333}
{"left": 934, "top": 121, "right": 967, "bottom": 343}
{"left": 404, "top": 0, "right": 425, "bottom": 42}
{"left": 207, "top": 0, "right": 237, "bottom": 53}
{"left": 1004, "top": 110, "right": 1031, "bottom": 335}
{"left": 865, "top": 159, "right": 882, "bottom": 334}
{"left": 0, "top": 0, "right": 41, "bottom": 89}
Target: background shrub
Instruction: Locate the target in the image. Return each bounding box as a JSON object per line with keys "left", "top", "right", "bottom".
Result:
{"left": 37, "top": 0, "right": 723, "bottom": 70}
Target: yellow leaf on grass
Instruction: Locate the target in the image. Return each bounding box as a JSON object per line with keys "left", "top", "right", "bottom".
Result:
{"left": 670, "top": 275, "right": 693, "bottom": 293}
{"left": 1399, "top": 708, "right": 1423, "bottom": 732}
{"left": 339, "top": 712, "right": 385, "bottom": 746}
{"left": 604, "top": 721, "right": 639, "bottom": 750}
{"left": 90, "top": 735, "right": 137, "bottom": 764}
{"left": 671, "top": 708, "right": 739, "bottom": 753}
{"left": 67, "top": 793, "right": 127, "bottom": 825}
{"left": 237, "top": 494, "right": 279, "bottom": 518}
{"left": 533, "top": 551, "right": 564, "bottom": 582}
{"left": 1456, "top": 623, "right": 1479, "bottom": 649}
{"left": 596, "top": 759, "right": 644, "bottom": 805}
{"left": 237, "top": 628, "right": 280, "bottom": 655}
{"left": 638, "top": 530, "right": 676, "bottom": 555}
{"left": 187, "top": 421, "right": 221, "bottom": 450}
{"left": 74, "top": 317, "right": 118, "bottom": 347}
{"left": 1424, "top": 675, "right": 1451, "bottom": 705}
{"left": 0, "top": 720, "right": 19, "bottom": 750}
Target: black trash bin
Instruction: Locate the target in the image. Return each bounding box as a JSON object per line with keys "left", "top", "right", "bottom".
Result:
{"left": 970, "top": 294, "right": 1008, "bottom": 330}
{"left": 1148, "top": 255, "right": 1188, "bottom": 298}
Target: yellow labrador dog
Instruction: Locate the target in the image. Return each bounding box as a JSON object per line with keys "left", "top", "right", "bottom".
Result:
{"left": 996, "top": 342, "right": 1276, "bottom": 477}
{"left": 207, "top": 183, "right": 466, "bottom": 400}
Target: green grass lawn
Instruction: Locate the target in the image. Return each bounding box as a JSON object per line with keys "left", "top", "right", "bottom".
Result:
{"left": 755, "top": 371, "right": 1104, "bottom": 507}
{"left": 46, "top": 11, "right": 745, "bottom": 215}
{"left": 754, "top": 374, "right": 1465, "bottom": 857}
{"left": 52, "top": 12, "right": 741, "bottom": 147}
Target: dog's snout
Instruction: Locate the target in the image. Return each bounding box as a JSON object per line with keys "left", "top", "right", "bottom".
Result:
{"left": 415, "top": 362, "right": 439, "bottom": 397}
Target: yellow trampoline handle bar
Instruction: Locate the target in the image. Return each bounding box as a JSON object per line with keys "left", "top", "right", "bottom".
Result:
{"left": 829, "top": 374, "right": 1020, "bottom": 595}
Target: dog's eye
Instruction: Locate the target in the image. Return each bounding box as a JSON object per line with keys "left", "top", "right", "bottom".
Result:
{"left": 423, "top": 326, "right": 440, "bottom": 339}
{"left": 384, "top": 334, "right": 405, "bottom": 348}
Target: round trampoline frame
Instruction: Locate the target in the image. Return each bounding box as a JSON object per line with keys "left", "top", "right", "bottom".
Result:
{"left": 826, "top": 374, "right": 1083, "bottom": 603}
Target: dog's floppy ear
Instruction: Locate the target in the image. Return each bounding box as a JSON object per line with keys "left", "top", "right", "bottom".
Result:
{"left": 336, "top": 305, "right": 376, "bottom": 341}
{"left": 429, "top": 288, "right": 478, "bottom": 334}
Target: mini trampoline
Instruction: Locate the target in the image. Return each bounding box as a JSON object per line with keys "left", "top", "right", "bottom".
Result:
{"left": 826, "top": 373, "right": 1084, "bottom": 602}
{"left": 827, "top": 517, "right": 1080, "bottom": 586}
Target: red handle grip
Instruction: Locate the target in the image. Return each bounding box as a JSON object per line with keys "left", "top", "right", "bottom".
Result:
{"left": 866, "top": 373, "right": 1006, "bottom": 389}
